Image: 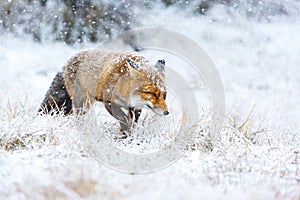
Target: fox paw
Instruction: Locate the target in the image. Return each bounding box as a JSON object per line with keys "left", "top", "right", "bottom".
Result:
{"left": 114, "top": 131, "right": 129, "bottom": 140}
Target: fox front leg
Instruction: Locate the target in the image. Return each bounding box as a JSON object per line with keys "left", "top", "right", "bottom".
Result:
{"left": 104, "top": 102, "right": 133, "bottom": 132}
{"left": 129, "top": 108, "right": 142, "bottom": 123}
{"left": 134, "top": 109, "right": 142, "bottom": 122}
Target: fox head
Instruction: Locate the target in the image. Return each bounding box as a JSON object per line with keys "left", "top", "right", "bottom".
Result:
{"left": 125, "top": 57, "right": 169, "bottom": 116}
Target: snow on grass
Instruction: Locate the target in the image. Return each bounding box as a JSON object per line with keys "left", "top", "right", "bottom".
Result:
{"left": 1, "top": 6, "right": 300, "bottom": 200}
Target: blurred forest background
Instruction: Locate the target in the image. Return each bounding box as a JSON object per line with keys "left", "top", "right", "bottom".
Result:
{"left": 0, "top": 0, "right": 297, "bottom": 45}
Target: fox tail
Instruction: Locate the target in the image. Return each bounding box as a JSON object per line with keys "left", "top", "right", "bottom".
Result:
{"left": 38, "top": 72, "right": 73, "bottom": 115}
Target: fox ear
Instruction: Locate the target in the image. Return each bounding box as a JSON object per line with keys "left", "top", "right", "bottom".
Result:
{"left": 126, "top": 57, "right": 140, "bottom": 71}
{"left": 155, "top": 59, "right": 165, "bottom": 71}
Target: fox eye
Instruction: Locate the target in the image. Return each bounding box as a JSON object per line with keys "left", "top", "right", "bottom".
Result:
{"left": 144, "top": 92, "right": 158, "bottom": 99}
{"left": 153, "top": 93, "right": 159, "bottom": 98}
{"left": 151, "top": 93, "right": 158, "bottom": 98}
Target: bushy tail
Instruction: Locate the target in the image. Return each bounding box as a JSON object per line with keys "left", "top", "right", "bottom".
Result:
{"left": 38, "top": 72, "right": 73, "bottom": 115}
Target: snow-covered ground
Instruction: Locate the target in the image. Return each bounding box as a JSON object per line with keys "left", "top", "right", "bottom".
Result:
{"left": 1, "top": 4, "right": 300, "bottom": 200}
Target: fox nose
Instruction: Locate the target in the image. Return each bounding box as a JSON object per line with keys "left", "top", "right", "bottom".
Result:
{"left": 163, "top": 110, "right": 169, "bottom": 115}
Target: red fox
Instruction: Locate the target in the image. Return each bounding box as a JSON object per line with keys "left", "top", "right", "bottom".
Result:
{"left": 39, "top": 49, "right": 169, "bottom": 132}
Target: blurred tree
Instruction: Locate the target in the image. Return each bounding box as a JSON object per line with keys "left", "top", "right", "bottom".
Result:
{"left": 0, "top": 0, "right": 137, "bottom": 45}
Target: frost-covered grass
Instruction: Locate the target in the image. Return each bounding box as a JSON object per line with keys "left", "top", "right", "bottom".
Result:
{"left": 1, "top": 5, "right": 300, "bottom": 200}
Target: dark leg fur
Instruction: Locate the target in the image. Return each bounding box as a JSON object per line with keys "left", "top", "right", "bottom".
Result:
{"left": 134, "top": 109, "right": 142, "bottom": 123}
{"left": 38, "top": 72, "right": 73, "bottom": 115}
{"left": 129, "top": 108, "right": 142, "bottom": 123}
{"left": 105, "top": 102, "right": 142, "bottom": 133}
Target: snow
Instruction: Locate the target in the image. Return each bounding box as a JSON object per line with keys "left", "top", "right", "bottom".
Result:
{"left": 1, "top": 2, "right": 300, "bottom": 200}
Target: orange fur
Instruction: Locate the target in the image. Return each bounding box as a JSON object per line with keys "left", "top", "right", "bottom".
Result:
{"left": 62, "top": 48, "right": 169, "bottom": 132}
